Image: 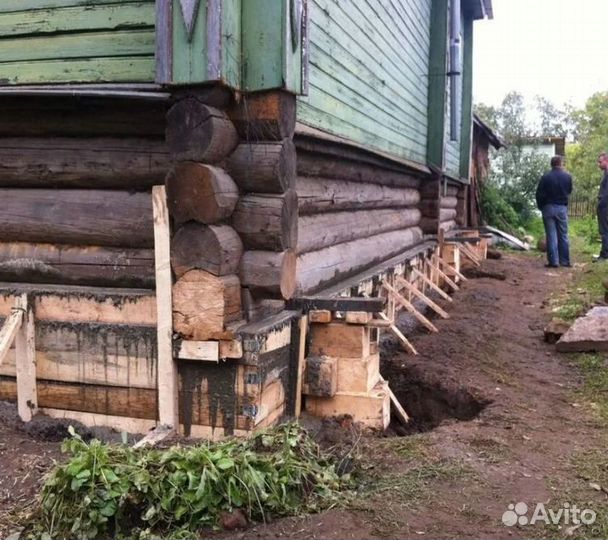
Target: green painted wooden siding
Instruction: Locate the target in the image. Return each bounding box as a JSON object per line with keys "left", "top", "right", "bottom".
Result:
{"left": 0, "top": 0, "right": 155, "bottom": 85}
{"left": 297, "top": 0, "right": 432, "bottom": 166}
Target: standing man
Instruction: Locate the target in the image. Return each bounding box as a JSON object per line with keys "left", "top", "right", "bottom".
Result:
{"left": 535, "top": 155, "right": 572, "bottom": 268}
{"left": 596, "top": 152, "right": 608, "bottom": 261}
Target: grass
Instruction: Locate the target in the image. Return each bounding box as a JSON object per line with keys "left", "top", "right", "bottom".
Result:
{"left": 350, "top": 435, "right": 472, "bottom": 537}
{"left": 545, "top": 217, "right": 605, "bottom": 322}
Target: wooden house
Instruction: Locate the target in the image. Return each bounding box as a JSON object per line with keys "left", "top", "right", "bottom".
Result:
{"left": 0, "top": 0, "right": 493, "bottom": 437}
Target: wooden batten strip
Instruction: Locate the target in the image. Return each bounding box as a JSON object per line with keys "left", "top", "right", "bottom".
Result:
{"left": 152, "top": 185, "right": 178, "bottom": 429}
{"left": 459, "top": 242, "right": 482, "bottom": 266}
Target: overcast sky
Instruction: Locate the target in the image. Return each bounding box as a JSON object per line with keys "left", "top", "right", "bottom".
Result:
{"left": 473, "top": 0, "right": 608, "bottom": 108}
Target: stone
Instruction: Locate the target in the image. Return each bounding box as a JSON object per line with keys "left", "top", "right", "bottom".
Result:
{"left": 556, "top": 307, "right": 608, "bottom": 352}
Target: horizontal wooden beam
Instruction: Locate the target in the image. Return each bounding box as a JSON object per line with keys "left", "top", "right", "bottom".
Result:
{"left": 287, "top": 296, "right": 385, "bottom": 313}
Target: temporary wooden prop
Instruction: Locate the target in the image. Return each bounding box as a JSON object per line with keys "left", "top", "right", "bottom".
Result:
{"left": 382, "top": 280, "right": 438, "bottom": 333}
{"left": 0, "top": 294, "right": 38, "bottom": 422}
{"left": 395, "top": 275, "right": 449, "bottom": 319}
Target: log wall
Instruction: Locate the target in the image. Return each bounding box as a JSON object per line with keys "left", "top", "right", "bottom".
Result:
{"left": 0, "top": 95, "right": 169, "bottom": 290}
{"left": 294, "top": 136, "right": 425, "bottom": 294}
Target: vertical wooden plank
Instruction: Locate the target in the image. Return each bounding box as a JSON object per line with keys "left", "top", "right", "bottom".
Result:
{"left": 15, "top": 294, "right": 37, "bottom": 422}
{"left": 153, "top": 185, "right": 178, "bottom": 429}
{"left": 295, "top": 314, "right": 308, "bottom": 417}
{"left": 459, "top": 15, "right": 474, "bottom": 180}
{"left": 426, "top": 0, "right": 449, "bottom": 169}
{"left": 206, "top": 0, "right": 221, "bottom": 80}
{"left": 155, "top": 0, "right": 173, "bottom": 83}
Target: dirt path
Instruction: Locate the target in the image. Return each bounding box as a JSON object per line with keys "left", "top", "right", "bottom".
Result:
{"left": 1, "top": 252, "right": 607, "bottom": 539}
{"left": 236, "top": 253, "right": 607, "bottom": 539}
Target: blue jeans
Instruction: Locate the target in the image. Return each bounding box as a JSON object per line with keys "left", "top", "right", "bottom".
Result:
{"left": 542, "top": 204, "right": 570, "bottom": 266}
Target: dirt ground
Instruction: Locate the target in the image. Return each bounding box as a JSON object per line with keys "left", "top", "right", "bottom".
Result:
{"left": 2, "top": 252, "right": 608, "bottom": 539}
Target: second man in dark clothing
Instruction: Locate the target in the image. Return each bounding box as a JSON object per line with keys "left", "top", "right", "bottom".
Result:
{"left": 535, "top": 155, "right": 572, "bottom": 268}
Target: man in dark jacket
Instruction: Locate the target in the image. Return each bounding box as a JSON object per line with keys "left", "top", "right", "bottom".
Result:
{"left": 535, "top": 155, "right": 572, "bottom": 268}
{"left": 596, "top": 153, "right": 608, "bottom": 261}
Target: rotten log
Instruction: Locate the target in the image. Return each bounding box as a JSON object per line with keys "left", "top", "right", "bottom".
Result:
{"left": 297, "top": 177, "right": 420, "bottom": 214}
{"left": 0, "top": 189, "right": 153, "bottom": 248}
{"left": 0, "top": 242, "right": 154, "bottom": 288}
{"left": 165, "top": 162, "right": 239, "bottom": 225}
{"left": 229, "top": 91, "right": 296, "bottom": 141}
{"left": 0, "top": 137, "right": 170, "bottom": 189}
{"left": 232, "top": 190, "right": 298, "bottom": 251}
{"left": 297, "top": 207, "right": 421, "bottom": 254}
{"left": 239, "top": 250, "right": 297, "bottom": 299}
{"left": 226, "top": 140, "right": 296, "bottom": 193}
{"left": 171, "top": 223, "right": 243, "bottom": 278}
{"left": 166, "top": 99, "right": 238, "bottom": 163}
{"left": 295, "top": 227, "right": 423, "bottom": 294}
{"left": 173, "top": 270, "right": 242, "bottom": 341}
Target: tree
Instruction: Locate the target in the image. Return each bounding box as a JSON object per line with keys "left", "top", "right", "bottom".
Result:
{"left": 474, "top": 91, "right": 574, "bottom": 231}
{"left": 566, "top": 92, "right": 608, "bottom": 197}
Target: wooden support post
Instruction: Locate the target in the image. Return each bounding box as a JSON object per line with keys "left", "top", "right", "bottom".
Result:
{"left": 430, "top": 256, "right": 460, "bottom": 291}
{"left": 15, "top": 294, "right": 37, "bottom": 422}
{"left": 378, "top": 312, "right": 418, "bottom": 355}
{"left": 395, "top": 275, "right": 449, "bottom": 319}
{"left": 382, "top": 280, "right": 438, "bottom": 333}
{"left": 295, "top": 314, "right": 308, "bottom": 417}
{"left": 153, "top": 185, "right": 179, "bottom": 430}
{"left": 412, "top": 268, "right": 452, "bottom": 302}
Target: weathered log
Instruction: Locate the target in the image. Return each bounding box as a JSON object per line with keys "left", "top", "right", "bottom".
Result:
{"left": 439, "top": 220, "right": 457, "bottom": 231}
{"left": 173, "top": 270, "right": 242, "bottom": 341}
{"left": 229, "top": 91, "right": 296, "bottom": 141}
{"left": 239, "top": 250, "right": 297, "bottom": 299}
{"left": 445, "top": 184, "right": 460, "bottom": 197}
{"left": 232, "top": 190, "right": 298, "bottom": 250}
{"left": 171, "top": 223, "right": 243, "bottom": 278}
{"left": 296, "top": 227, "right": 423, "bottom": 294}
{"left": 165, "top": 163, "right": 239, "bottom": 225}
{"left": 166, "top": 98, "right": 238, "bottom": 163}
{"left": 226, "top": 140, "right": 296, "bottom": 193}
{"left": 0, "top": 96, "right": 167, "bottom": 138}
{"left": 0, "top": 242, "right": 154, "bottom": 288}
{"left": 0, "top": 189, "right": 153, "bottom": 248}
{"left": 297, "top": 151, "right": 421, "bottom": 188}
{"left": 420, "top": 218, "right": 439, "bottom": 234}
{"left": 439, "top": 196, "right": 459, "bottom": 209}
{"left": 439, "top": 208, "right": 458, "bottom": 222}
{"left": 0, "top": 137, "right": 170, "bottom": 189}
{"left": 297, "top": 177, "right": 420, "bottom": 215}
{"left": 419, "top": 200, "right": 440, "bottom": 218}
{"left": 297, "top": 208, "right": 421, "bottom": 254}
{"left": 419, "top": 180, "right": 440, "bottom": 199}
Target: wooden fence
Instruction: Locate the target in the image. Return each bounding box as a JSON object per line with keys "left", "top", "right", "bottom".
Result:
{"left": 569, "top": 198, "right": 596, "bottom": 219}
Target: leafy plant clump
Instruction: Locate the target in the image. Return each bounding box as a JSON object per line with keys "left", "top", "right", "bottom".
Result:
{"left": 31, "top": 423, "right": 351, "bottom": 540}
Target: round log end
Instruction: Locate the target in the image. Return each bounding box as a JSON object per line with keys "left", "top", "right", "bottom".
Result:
{"left": 166, "top": 162, "right": 239, "bottom": 224}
